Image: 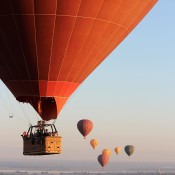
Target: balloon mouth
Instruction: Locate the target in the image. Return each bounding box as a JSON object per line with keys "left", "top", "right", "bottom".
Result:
{"left": 16, "top": 96, "right": 57, "bottom": 121}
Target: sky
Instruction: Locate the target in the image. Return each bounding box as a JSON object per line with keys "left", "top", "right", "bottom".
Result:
{"left": 0, "top": 0, "right": 175, "bottom": 167}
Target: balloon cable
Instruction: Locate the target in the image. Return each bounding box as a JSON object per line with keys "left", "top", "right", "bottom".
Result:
{"left": 53, "top": 119, "right": 56, "bottom": 124}
{"left": 6, "top": 88, "right": 14, "bottom": 117}
{"left": 0, "top": 88, "right": 27, "bottom": 123}
{"left": 18, "top": 102, "right": 31, "bottom": 125}
{"left": 28, "top": 99, "right": 40, "bottom": 122}
{"left": 0, "top": 91, "right": 11, "bottom": 116}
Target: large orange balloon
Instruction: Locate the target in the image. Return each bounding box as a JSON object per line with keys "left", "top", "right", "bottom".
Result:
{"left": 77, "top": 119, "right": 93, "bottom": 139}
{"left": 102, "top": 149, "right": 111, "bottom": 156}
{"left": 98, "top": 153, "right": 109, "bottom": 168}
{"left": 90, "top": 139, "right": 98, "bottom": 149}
{"left": 0, "top": 0, "right": 158, "bottom": 120}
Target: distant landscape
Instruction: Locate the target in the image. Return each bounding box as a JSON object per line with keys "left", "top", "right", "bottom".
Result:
{"left": 1, "top": 172, "right": 175, "bottom": 175}
{"left": 0, "top": 159, "right": 175, "bottom": 174}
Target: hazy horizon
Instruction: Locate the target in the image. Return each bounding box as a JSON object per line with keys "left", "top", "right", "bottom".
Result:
{"left": 0, "top": 159, "right": 175, "bottom": 173}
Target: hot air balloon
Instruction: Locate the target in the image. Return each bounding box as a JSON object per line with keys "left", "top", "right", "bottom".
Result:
{"left": 114, "top": 147, "right": 121, "bottom": 155}
{"left": 124, "top": 145, "right": 135, "bottom": 157}
{"left": 90, "top": 139, "right": 98, "bottom": 149}
{"left": 0, "top": 1, "right": 157, "bottom": 156}
{"left": 77, "top": 119, "right": 93, "bottom": 139}
{"left": 97, "top": 153, "right": 109, "bottom": 168}
{"left": 102, "top": 149, "right": 111, "bottom": 156}
{"left": 0, "top": 0, "right": 158, "bottom": 121}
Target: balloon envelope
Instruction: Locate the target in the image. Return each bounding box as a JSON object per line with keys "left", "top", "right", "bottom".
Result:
{"left": 114, "top": 147, "right": 121, "bottom": 155}
{"left": 102, "top": 149, "right": 111, "bottom": 156}
{"left": 90, "top": 139, "right": 98, "bottom": 149}
{"left": 124, "top": 145, "right": 135, "bottom": 157}
{"left": 98, "top": 153, "right": 109, "bottom": 167}
{"left": 0, "top": 0, "right": 158, "bottom": 120}
{"left": 77, "top": 119, "right": 93, "bottom": 138}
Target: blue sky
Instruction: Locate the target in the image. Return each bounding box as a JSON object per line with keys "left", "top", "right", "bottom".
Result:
{"left": 0, "top": 0, "right": 175, "bottom": 165}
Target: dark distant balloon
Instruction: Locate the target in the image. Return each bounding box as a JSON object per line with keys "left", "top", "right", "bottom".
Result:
{"left": 77, "top": 119, "right": 93, "bottom": 139}
{"left": 124, "top": 145, "right": 135, "bottom": 157}
{"left": 97, "top": 153, "right": 109, "bottom": 167}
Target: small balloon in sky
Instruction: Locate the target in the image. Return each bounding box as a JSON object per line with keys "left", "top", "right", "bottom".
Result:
{"left": 90, "top": 139, "right": 98, "bottom": 149}
{"left": 124, "top": 145, "right": 135, "bottom": 157}
{"left": 114, "top": 146, "right": 121, "bottom": 155}
{"left": 97, "top": 153, "right": 110, "bottom": 167}
{"left": 102, "top": 148, "right": 111, "bottom": 156}
{"left": 77, "top": 119, "right": 93, "bottom": 139}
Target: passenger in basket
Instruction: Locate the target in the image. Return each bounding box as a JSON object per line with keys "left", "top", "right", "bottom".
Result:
{"left": 44, "top": 129, "right": 50, "bottom": 136}
{"left": 35, "top": 129, "right": 40, "bottom": 137}
{"left": 54, "top": 131, "right": 58, "bottom": 136}
{"left": 23, "top": 131, "right": 27, "bottom": 137}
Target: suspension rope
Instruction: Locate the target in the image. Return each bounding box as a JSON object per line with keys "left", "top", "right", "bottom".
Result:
{"left": 10, "top": 103, "right": 27, "bottom": 123}
{"left": 18, "top": 102, "right": 31, "bottom": 125}
{"left": 0, "top": 91, "right": 11, "bottom": 116}
{"left": 27, "top": 99, "right": 40, "bottom": 122}
{"left": 6, "top": 88, "right": 14, "bottom": 117}
{"left": 52, "top": 119, "right": 57, "bottom": 125}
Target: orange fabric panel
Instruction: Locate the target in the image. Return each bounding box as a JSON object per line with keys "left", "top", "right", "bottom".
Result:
{"left": 58, "top": 82, "right": 79, "bottom": 97}
{"left": 48, "top": 16, "right": 76, "bottom": 80}
{"left": 46, "top": 81, "right": 57, "bottom": 96}
{"left": 54, "top": 96, "right": 68, "bottom": 115}
{"left": 39, "top": 81, "right": 48, "bottom": 97}
{"left": 39, "top": 81, "right": 79, "bottom": 97}
{"left": 78, "top": 0, "right": 104, "bottom": 18}
{"left": 35, "top": 15, "right": 56, "bottom": 80}
{"left": 57, "top": 0, "right": 81, "bottom": 16}
{"left": 97, "top": 0, "right": 123, "bottom": 21}
{"left": 54, "top": 82, "right": 80, "bottom": 97}
{"left": 63, "top": 82, "right": 80, "bottom": 97}
{"left": 34, "top": 0, "right": 57, "bottom": 14}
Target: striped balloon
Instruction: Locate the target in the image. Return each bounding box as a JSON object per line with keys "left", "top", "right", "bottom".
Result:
{"left": 77, "top": 119, "right": 93, "bottom": 139}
